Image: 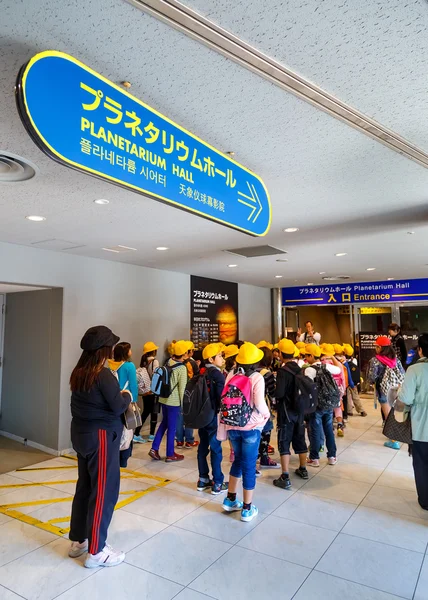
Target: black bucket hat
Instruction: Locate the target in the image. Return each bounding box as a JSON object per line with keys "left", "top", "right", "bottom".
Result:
{"left": 80, "top": 326, "right": 120, "bottom": 352}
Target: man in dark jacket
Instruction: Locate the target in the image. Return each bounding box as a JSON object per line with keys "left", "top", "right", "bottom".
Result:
{"left": 196, "top": 343, "right": 227, "bottom": 495}
{"left": 273, "top": 339, "right": 308, "bottom": 490}
{"left": 389, "top": 323, "right": 408, "bottom": 370}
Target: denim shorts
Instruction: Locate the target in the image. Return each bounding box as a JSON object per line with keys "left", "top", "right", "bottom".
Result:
{"left": 277, "top": 410, "right": 307, "bottom": 456}
{"left": 228, "top": 429, "right": 261, "bottom": 491}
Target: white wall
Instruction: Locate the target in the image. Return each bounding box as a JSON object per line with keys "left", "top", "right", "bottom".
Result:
{"left": 0, "top": 241, "right": 271, "bottom": 450}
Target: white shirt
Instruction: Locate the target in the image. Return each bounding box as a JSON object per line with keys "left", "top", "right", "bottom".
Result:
{"left": 305, "top": 360, "right": 341, "bottom": 381}
{"left": 298, "top": 331, "right": 321, "bottom": 345}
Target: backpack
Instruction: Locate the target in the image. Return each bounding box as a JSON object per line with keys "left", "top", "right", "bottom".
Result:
{"left": 314, "top": 365, "right": 341, "bottom": 410}
{"left": 150, "top": 362, "right": 183, "bottom": 397}
{"left": 380, "top": 364, "right": 405, "bottom": 397}
{"left": 348, "top": 359, "right": 360, "bottom": 386}
{"left": 282, "top": 365, "right": 318, "bottom": 415}
{"left": 219, "top": 370, "right": 253, "bottom": 427}
{"left": 183, "top": 373, "right": 215, "bottom": 428}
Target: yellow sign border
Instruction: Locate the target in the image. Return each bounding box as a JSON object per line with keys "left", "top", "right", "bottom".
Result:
{"left": 18, "top": 50, "right": 272, "bottom": 237}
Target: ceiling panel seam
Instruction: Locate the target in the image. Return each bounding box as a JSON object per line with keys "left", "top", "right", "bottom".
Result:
{"left": 125, "top": 0, "right": 428, "bottom": 169}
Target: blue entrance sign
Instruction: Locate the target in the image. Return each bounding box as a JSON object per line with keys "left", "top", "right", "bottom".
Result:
{"left": 16, "top": 51, "right": 271, "bottom": 236}
{"left": 282, "top": 278, "right": 428, "bottom": 306}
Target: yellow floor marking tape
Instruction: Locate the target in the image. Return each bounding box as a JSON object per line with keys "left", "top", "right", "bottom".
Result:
{"left": 16, "top": 465, "right": 77, "bottom": 472}
{"left": 0, "top": 465, "right": 171, "bottom": 536}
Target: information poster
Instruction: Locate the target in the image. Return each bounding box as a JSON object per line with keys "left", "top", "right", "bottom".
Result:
{"left": 358, "top": 332, "right": 378, "bottom": 377}
{"left": 191, "top": 276, "right": 239, "bottom": 349}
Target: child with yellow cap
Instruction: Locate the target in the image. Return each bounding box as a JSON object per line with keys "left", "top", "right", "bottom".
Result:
{"left": 135, "top": 341, "right": 160, "bottom": 443}
{"left": 196, "top": 343, "right": 228, "bottom": 495}
{"left": 343, "top": 344, "right": 367, "bottom": 417}
{"left": 321, "top": 344, "right": 346, "bottom": 437}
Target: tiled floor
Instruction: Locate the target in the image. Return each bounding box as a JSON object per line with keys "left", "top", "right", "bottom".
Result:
{"left": 0, "top": 398, "right": 427, "bottom": 600}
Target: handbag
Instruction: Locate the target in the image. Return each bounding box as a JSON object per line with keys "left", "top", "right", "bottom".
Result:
{"left": 383, "top": 406, "right": 412, "bottom": 445}
{"left": 121, "top": 389, "right": 142, "bottom": 430}
{"left": 120, "top": 426, "right": 133, "bottom": 450}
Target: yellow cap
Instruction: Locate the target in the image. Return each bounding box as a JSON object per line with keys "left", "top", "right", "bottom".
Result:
{"left": 273, "top": 343, "right": 279, "bottom": 349}
{"left": 184, "top": 340, "right": 195, "bottom": 351}
{"left": 236, "top": 342, "right": 264, "bottom": 365}
{"left": 256, "top": 340, "right": 273, "bottom": 350}
{"left": 343, "top": 344, "right": 354, "bottom": 356}
{"left": 278, "top": 338, "right": 296, "bottom": 356}
{"left": 321, "top": 343, "right": 335, "bottom": 357}
{"left": 143, "top": 341, "right": 159, "bottom": 354}
{"left": 224, "top": 344, "right": 239, "bottom": 359}
{"left": 296, "top": 342, "right": 306, "bottom": 349}
{"left": 305, "top": 343, "right": 321, "bottom": 358}
{"left": 173, "top": 340, "right": 190, "bottom": 356}
{"left": 202, "top": 343, "right": 224, "bottom": 361}
{"left": 293, "top": 347, "right": 300, "bottom": 358}
{"left": 333, "top": 344, "right": 345, "bottom": 355}
{"left": 168, "top": 340, "right": 177, "bottom": 356}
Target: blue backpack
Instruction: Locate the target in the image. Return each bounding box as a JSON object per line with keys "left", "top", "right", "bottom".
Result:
{"left": 151, "top": 362, "right": 184, "bottom": 397}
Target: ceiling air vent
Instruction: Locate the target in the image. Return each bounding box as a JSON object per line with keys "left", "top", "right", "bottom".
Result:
{"left": 322, "top": 276, "right": 351, "bottom": 281}
{"left": 224, "top": 245, "right": 287, "bottom": 258}
{"left": 0, "top": 152, "right": 36, "bottom": 182}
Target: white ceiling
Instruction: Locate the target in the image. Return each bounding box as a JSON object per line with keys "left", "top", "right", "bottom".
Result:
{"left": 1, "top": 0, "right": 428, "bottom": 288}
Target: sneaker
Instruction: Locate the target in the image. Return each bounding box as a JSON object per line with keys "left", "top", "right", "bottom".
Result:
{"left": 306, "top": 458, "right": 320, "bottom": 468}
{"left": 241, "top": 504, "right": 258, "bottom": 522}
{"left": 295, "top": 466, "right": 309, "bottom": 479}
{"left": 84, "top": 544, "right": 125, "bottom": 569}
{"left": 337, "top": 426, "right": 344, "bottom": 438}
{"left": 255, "top": 469, "right": 261, "bottom": 477}
{"left": 229, "top": 450, "right": 235, "bottom": 462}
{"left": 223, "top": 497, "right": 243, "bottom": 512}
{"left": 360, "top": 411, "right": 367, "bottom": 417}
{"left": 176, "top": 441, "right": 184, "bottom": 448}
{"left": 69, "top": 540, "right": 88, "bottom": 558}
{"left": 259, "top": 457, "right": 280, "bottom": 468}
{"left": 196, "top": 479, "right": 213, "bottom": 492}
{"left": 211, "top": 482, "right": 228, "bottom": 495}
{"left": 148, "top": 434, "right": 155, "bottom": 442}
{"left": 384, "top": 440, "right": 400, "bottom": 450}
{"left": 273, "top": 474, "right": 291, "bottom": 490}
{"left": 268, "top": 445, "right": 275, "bottom": 455}
{"left": 148, "top": 448, "right": 161, "bottom": 461}
{"left": 347, "top": 411, "right": 354, "bottom": 417}
{"left": 165, "top": 452, "right": 184, "bottom": 462}
{"left": 185, "top": 441, "right": 199, "bottom": 448}
{"left": 328, "top": 457, "right": 337, "bottom": 465}
{"left": 133, "top": 435, "right": 146, "bottom": 444}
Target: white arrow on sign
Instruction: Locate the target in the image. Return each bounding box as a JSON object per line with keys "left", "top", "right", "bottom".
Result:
{"left": 238, "top": 181, "right": 263, "bottom": 223}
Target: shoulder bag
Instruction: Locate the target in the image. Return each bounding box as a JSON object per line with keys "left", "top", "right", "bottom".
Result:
{"left": 383, "top": 405, "right": 412, "bottom": 445}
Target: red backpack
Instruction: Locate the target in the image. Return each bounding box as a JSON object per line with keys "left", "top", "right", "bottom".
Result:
{"left": 219, "top": 370, "right": 253, "bottom": 427}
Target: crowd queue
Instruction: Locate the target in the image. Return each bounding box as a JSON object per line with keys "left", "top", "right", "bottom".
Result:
{"left": 66, "top": 324, "right": 428, "bottom": 568}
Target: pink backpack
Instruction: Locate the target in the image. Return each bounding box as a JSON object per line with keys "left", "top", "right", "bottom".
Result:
{"left": 220, "top": 372, "right": 253, "bottom": 427}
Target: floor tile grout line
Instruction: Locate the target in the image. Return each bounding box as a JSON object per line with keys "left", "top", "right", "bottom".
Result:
{"left": 0, "top": 583, "right": 28, "bottom": 600}
{"left": 336, "top": 530, "right": 426, "bottom": 555}
{"left": 412, "top": 540, "right": 428, "bottom": 600}
{"left": 49, "top": 567, "right": 101, "bottom": 600}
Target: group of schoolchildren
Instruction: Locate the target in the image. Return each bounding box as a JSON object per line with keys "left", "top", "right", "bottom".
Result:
{"left": 109, "top": 334, "right": 369, "bottom": 523}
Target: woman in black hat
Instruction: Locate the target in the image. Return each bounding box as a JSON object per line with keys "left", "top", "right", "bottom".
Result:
{"left": 68, "top": 325, "right": 130, "bottom": 568}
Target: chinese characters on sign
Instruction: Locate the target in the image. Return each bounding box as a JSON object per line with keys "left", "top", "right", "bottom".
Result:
{"left": 16, "top": 51, "right": 271, "bottom": 236}
{"left": 191, "top": 276, "right": 239, "bottom": 349}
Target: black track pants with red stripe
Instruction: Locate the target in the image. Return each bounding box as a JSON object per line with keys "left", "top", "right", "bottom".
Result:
{"left": 69, "top": 424, "right": 121, "bottom": 555}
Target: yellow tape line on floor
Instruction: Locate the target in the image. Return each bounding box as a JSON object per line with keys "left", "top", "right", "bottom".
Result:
{"left": 0, "top": 465, "right": 171, "bottom": 536}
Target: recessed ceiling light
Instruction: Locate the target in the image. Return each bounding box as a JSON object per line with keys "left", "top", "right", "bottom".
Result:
{"left": 387, "top": 277, "right": 394, "bottom": 280}
{"left": 118, "top": 245, "right": 137, "bottom": 251}
{"left": 275, "top": 275, "right": 283, "bottom": 279}
{"left": 335, "top": 253, "right": 347, "bottom": 257}
{"left": 276, "top": 259, "right": 288, "bottom": 263}
{"left": 26, "top": 215, "right": 46, "bottom": 222}
{"left": 156, "top": 246, "right": 169, "bottom": 251}
{"left": 366, "top": 267, "right": 376, "bottom": 271}
{"left": 228, "top": 264, "right": 238, "bottom": 268}
{"left": 407, "top": 231, "right": 415, "bottom": 235}
{"left": 284, "top": 227, "right": 299, "bottom": 233}
{"left": 94, "top": 199, "right": 110, "bottom": 205}
{"left": 102, "top": 247, "right": 120, "bottom": 253}
{"left": 319, "top": 271, "right": 326, "bottom": 275}
{"left": 307, "top": 282, "right": 314, "bottom": 285}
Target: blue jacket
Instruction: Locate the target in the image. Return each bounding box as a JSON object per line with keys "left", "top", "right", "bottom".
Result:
{"left": 108, "top": 360, "right": 139, "bottom": 402}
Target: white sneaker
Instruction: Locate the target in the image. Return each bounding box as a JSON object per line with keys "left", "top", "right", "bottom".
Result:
{"left": 69, "top": 540, "right": 88, "bottom": 558}
{"left": 84, "top": 544, "right": 125, "bottom": 568}
{"left": 328, "top": 457, "right": 337, "bottom": 466}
